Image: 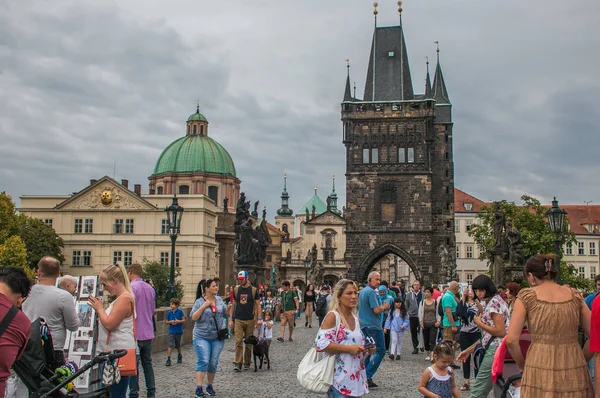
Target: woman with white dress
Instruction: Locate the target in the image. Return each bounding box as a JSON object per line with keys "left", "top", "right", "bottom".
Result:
{"left": 316, "top": 279, "right": 374, "bottom": 398}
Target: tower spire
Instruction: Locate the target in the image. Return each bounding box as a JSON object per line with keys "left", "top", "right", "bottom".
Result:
{"left": 343, "top": 59, "right": 353, "bottom": 102}
{"left": 329, "top": 174, "right": 341, "bottom": 215}
{"left": 276, "top": 172, "right": 293, "bottom": 217}
{"left": 432, "top": 41, "right": 450, "bottom": 104}
{"left": 424, "top": 56, "right": 433, "bottom": 99}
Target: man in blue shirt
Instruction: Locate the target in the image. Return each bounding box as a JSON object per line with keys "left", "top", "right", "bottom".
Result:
{"left": 442, "top": 281, "right": 460, "bottom": 352}
{"left": 358, "top": 271, "right": 390, "bottom": 389}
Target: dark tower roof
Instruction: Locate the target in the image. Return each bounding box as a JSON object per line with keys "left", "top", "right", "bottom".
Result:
{"left": 363, "top": 24, "right": 414, "bottom": 102}
{"left": 276, "top": 174, "right": 293, "bottom": 217}
{"left": 424, "top": 59, "right": 433, "bottom": 99}
{"left": 432, "top": 53, "right": 450, "bottom": 104}
{"left": 343, "top": 73, "right": 353, "bottom": 102}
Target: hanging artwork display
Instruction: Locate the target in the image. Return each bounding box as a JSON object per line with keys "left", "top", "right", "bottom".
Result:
{"left": 62, "top": 275, "right": 102, "bottom": 392}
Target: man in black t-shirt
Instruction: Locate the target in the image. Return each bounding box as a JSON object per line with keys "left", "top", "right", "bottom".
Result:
{"left": 228, "top": 271, "right": 262, "bottom": 372}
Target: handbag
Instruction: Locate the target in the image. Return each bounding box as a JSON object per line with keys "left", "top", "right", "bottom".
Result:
{"left": 206, "top": 298, "right": 228, "bottom": 340}
{"left": 106, "top": 299, "right": 137, "bottom": 377}
{"left": 102, "top": 359, "right": 122, "bottom": 386}
{"left": 297, "top": 311, "right": 341, "bottom": 394}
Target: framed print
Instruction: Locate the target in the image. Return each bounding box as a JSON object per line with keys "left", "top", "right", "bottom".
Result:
{"left": 76, "top": 303, "right": 95, "bottom": 329}
{"left": 79, "top": 276, "right": 97, "bottom": 299}
{"left": 71, "top": 338, "right": 92, "bottom": 356}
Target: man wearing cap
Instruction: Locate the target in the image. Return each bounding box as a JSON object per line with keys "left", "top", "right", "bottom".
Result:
{"left": 228, "top": 271, "right": 262, "bottom": 372}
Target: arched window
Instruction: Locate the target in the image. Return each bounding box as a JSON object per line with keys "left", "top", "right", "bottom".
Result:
{"left": 200, "top": 125, "right": 204, "bottom": 136}
{"left": 187, "top": 125, "right": 190, "bottom": 135}
{"left": 207, "top": 186, "right": 218, "bottom": 202}
{"left": 193, "top": 125, "right": 197, "bottom": 135}
{"left": 325, "top": 234, "right": 333, "bottom": 248}
{"left": 178, "top": 185, "right": 190, "bottom": 194}
{"left": 157, "top": 186, "right": 164, "bottom": 194}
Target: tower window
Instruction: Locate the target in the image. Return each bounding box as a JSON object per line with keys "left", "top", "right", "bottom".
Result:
{"left": 157, "top": 186, "right": 164, "bottom": 194}
{"left": 363, "top": 148, "right": 370, "bottom": 163}
{"left": 398, "top": 148, "right": 405, "bottom": 163}
{"left": 207, "top": 186, "right": 218, "bottom": 202}
{"left": 200, "top": 125, "right": 204, "bottom": 136}
{"left": 371, "top": 148, "right": 378, "bottom": 164}
{"left": 178, "top": 185, "right": 190, "bottom": 194}
{"left": 193, "top": 125, "right": 197, "bottom": 135}
{"left": 187, "top": 125, "right": 190, "bottom": 135}
{"left": 407, "top": 148, "right": 415, "bottom": 163}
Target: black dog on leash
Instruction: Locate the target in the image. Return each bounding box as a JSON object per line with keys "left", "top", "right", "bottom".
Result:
{"left": 243, "top": 335, "right": 270, "bottom": 372}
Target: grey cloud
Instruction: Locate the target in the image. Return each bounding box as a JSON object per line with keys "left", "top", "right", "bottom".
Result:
{"left": 1, "top": 0, "right": 599, "bottom": 221}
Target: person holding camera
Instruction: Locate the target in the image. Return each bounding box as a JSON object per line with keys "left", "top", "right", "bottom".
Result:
{"left": 358, "top": 271, "right": 390, "bottom": 389}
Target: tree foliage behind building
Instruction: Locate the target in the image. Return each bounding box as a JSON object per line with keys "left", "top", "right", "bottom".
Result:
{"left": 140, "top": 258, "right": 184, "bottom": 308}
{"left": 468, "top": 195, "right": 592, "bottom": 290}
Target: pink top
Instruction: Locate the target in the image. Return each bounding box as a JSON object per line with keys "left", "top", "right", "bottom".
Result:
{"left": 130, "top": 278, "right": 156, "bottom": 340}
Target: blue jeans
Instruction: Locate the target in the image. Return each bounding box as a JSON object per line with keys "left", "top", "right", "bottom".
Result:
{"left": 589, "top": 358, "right": 595, "bottom": 385}
{"left": 328, "top": 385, "right": 358, "bottom": 398}
{"left": 193, "top": 338, "right": 225, "bottom": 373}
{"left": 128, "top": 340, "right": 155, "bottom": 398}
{"left": 361, "top": 326, "right": 385, "bottom": 380}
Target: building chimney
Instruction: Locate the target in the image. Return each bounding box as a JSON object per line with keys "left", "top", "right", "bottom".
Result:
{"left": 134, "top": 184, "right": 141, "bottom": 196}
{"left": 90, "top": 179, "right": 97, "bottom": 186}
{"left": 121, "top": 179, "right": 129, "bottom": 189}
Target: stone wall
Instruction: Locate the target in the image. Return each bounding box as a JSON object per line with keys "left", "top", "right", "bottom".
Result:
{"left": 151, "top": 306, "right": 196, "bottom": 353}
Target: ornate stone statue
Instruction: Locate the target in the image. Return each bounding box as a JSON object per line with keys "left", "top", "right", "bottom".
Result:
{"left": 262, "top": 206, "right": 267, "bottom": 220}
{"left": 252, "top": 200, "right": 260, "bottom": 218}
{"left": 223, "top": 197, "right": 229, "bottom": 213}
{"left": 282, "top": 224, "right": 290, "bottom": 242}
{"left": 493, "top": 202, "right": 506, "bottom": 250}
{"left": 311, "top": 205, "right": 316, "bottom": 219}
{"left": 307, "top": 244, "right": 324, "bottom": 286}
{"left": 286, "top": 248, "right": 292, "bottom": 261}
{"left": 305, "top": 207, "right": 310, "bottom": 221}
{"left": 506, "top": 219, "right": 525, "bottom": 267}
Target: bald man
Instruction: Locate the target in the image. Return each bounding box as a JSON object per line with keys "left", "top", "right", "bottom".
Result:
{"left": 442, "top": 281, "right": 460, "bottom": 347}
{"left": 59, "top": 275, "right": 78, "bottom": 296}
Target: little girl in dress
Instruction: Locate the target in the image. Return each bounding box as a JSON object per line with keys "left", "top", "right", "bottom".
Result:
{"left": 418, "top": 342, "right": 460, "bottom": 398}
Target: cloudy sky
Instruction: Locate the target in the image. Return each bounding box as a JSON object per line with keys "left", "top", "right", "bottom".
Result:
{"left": 1, "top": 0, "right": 599, "bottom": 218}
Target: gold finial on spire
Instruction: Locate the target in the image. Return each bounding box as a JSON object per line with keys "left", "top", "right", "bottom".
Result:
{"left": 397, "top": 1, "right": 403, "bottom": 14}
{"left": 434, "top": 41, "right": 440, "bottom": 53}
{"left": 373, "top": 2, "right": 378, "bottom": 15}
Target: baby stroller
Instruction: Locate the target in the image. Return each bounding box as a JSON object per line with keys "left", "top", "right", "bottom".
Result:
{"left": 11, "top": 317, "right": 126, "bottom": 398}
{"left": 491, "top": 329, "right": 531, "bottom": 398}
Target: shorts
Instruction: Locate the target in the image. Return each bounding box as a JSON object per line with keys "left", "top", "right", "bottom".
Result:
{"left": 168, "top": 334, "right": 182, "bottom": 349}
{"left": 280, "top": 310, "right": 295, "bottom": 329}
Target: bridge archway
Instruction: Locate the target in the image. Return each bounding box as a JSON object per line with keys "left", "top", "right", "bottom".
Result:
{"left": 357, "top": 243, "right": 422, "bottom": 284}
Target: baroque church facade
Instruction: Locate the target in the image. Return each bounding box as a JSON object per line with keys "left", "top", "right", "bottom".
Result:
{"left": 20, "top": 108, "right": 241, "bottom": 304}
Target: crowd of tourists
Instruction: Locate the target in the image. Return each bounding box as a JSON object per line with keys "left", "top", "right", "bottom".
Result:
{"left": 3, "top": 252, "right": 600, "bottom": 397}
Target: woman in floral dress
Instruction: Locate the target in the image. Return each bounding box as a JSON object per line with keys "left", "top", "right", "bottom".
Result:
{"left": 316, "top": 279, "right": 373, "bottom": 397}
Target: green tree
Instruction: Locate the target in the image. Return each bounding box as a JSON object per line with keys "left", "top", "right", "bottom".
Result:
{"left": 469, "top": 195, "right": 591, "bottom": 290}
{"left": 140, "top": 259, "right": 184, "bottom": 307}
{"left": 17, "top": 215, "right": 65, "bottom": 268}
{"left": 0, "top": 192, "right": 19, "bottom": 243}
{"left": 0, "top": 235, "right": 37, "bottom": 279}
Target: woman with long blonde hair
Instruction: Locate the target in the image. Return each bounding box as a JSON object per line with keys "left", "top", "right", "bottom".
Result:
{"left": 316, "top": 279, "right": 373, "bottom": 397}
{"left": 89, "top": 263, "right": 135, "bottom": 398}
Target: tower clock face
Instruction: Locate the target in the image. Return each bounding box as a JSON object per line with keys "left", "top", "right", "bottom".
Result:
{"left": 101, "top": 190, "right": 112, "bottom": 205}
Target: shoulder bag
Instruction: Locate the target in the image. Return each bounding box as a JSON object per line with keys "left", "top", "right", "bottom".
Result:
{"left": 297, "top": 311, "right": 341, "bottom": 394}
{"left": 210, "top": 298, "right": 229, "bottom": 340}
{"left": 105, "top": 298, "right": 137, "bottom": 378}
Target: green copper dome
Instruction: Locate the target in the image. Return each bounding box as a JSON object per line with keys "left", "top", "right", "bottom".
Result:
{"left": 187, "top": 112, "right": 208, "bottom": 122}
{"left": 301, "top": 192, "right": 327, "bottom": 216}
{"left": 153, "top": 135, "right": 236, "bottom": 177}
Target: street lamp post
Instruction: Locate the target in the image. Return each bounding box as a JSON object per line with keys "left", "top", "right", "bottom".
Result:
{"left": 546, "top": 197, "right": 567, "bottom": 284}
{"left": 304, "top": 251, "right": 311, "bottom": 286}
{"left": 165, "top": 195, "right": 184, "bottom": 306}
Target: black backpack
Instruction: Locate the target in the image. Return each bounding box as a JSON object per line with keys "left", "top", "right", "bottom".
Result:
{"left": 437, "top": 297, "right": 445, "bottom": 318}
{"left": 315, "top": 293, "right": 328, "bottom": 317}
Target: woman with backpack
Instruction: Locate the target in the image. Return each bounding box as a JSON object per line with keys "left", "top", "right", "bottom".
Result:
{"left": 315, "top": 285, "right": 332, "bottom": 327}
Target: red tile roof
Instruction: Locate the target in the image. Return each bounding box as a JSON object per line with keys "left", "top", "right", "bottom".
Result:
{"left": 266, "top": 222, "right": 285, "bottom": 236}
{"left": 454, "top": 188, "right": 488, "bottom": 213}
{"left": 555, "top": 205, "right": 600, "bottom": 236}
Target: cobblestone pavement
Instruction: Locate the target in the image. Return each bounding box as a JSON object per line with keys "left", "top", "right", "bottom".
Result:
{"left": 143, "top": 320, "right": 476, "bottom": 398}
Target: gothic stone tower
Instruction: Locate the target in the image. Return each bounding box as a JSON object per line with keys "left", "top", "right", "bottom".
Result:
{"left": 342, "top": 10, "right": 455, "bottom": 284}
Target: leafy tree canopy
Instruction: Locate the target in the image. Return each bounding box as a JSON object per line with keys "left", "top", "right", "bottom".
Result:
{"left": 0, "top": 235, "right": 37, "bottom": 279}
{"left": 468, "top": 195, "right": 592, "bottom": 290}
{"left": 140, "top": 258, "right": 184, "bottom": 308}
